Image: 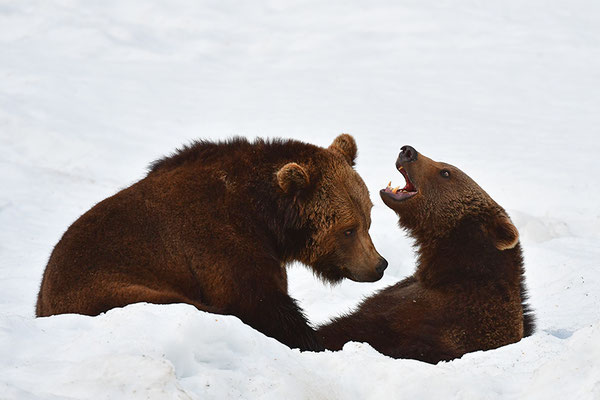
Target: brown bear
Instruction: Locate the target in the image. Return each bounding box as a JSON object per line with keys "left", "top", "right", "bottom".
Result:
{"left": 36, "top": 134, "right": 388, "bottom": 351}
{"left": 317, "top": 145, "right": 534, "bottom": 363}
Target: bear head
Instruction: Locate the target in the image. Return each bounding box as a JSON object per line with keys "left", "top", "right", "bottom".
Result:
{"left": 379, "top": 145, "right": 519, "bottom": 251}
{"left": 276, "top": 134, "right": 387, "bottom": 283}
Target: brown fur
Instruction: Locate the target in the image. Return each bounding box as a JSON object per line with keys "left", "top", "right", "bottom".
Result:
{"left": 318, "top": 147, "right": 534, "bottom": 363}
{"left": 36, "top": 135, "right": 387, "bottom": 351}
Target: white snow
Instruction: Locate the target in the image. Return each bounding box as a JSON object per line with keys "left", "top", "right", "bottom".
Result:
{"left": 1, "top": 1, "right": 599, "bottom": 399}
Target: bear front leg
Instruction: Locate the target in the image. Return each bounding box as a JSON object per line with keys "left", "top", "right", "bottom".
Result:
{"left": 234, "top": 289, "right": 324, "bottom": 352}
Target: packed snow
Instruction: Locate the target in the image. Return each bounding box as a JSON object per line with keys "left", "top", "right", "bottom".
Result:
{"left": 1, "top": 1, "right": 599, "bottom": 399}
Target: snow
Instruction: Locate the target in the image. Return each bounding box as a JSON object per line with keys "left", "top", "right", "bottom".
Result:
{"left": 1, "top": 0, "right": 599, "bottom": 399}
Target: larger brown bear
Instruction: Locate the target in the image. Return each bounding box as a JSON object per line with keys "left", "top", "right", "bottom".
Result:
{"left": 318, "top": 146, "right": 534, "bottom": 362}
{"left": 36, "top": 134, "right": 388, "bottom": 351}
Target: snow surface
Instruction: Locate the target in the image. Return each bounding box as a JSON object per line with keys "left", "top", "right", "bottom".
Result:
{"left": 1, "top": 1, "right": 599, "bottom": 399}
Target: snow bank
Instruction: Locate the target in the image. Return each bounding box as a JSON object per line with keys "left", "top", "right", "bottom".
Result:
{"left": 2, "top": 305, "right": 599, "bottom": 399}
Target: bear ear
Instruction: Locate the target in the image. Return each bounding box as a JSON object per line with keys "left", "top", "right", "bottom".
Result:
{"left": 277, "top": 162, "right": 310, "bottom": 194}
{"left": 329, "top": 134, "right": 357, "bottom": 166}
{"left": 486, "top": 213, "right": 520, "bottom": 251}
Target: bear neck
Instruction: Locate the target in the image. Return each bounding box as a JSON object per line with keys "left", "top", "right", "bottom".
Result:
{"left": 413, "top": 215, "right": 524, "bottom": 290}
{"left": 247, "top": 170, "right": 324, "bottom": 266}
{"left": 149, "top": 137, "right": 325, "bottom": 265}
{"left": 246, "top": 180, "right": 317, "bottom": 265}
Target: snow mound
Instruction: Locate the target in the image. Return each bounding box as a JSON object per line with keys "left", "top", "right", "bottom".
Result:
{"left": 2, "top": 304, "right": 599, "bottom": 399}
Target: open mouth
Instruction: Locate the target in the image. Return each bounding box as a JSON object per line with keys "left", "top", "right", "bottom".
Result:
{"left": 380, "top": 165, "right": 418, "bottom": 202}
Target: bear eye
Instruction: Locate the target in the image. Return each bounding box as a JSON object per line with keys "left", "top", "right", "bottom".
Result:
{"left": 343, "top": 229, "right": 355, "bottom": 237}
{"left": 440, "top": 169, "right": 451, "bottom": 179}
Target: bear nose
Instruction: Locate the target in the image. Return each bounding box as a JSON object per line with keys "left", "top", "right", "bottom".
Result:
{"left": 376, "top": 258, "right": 388, "bottom": 275}
{"left": 398, "top": 145, "right": 418, "bottom": 163}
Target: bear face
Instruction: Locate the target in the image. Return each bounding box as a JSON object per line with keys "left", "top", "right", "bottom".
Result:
{"left": 277, "top": 135, "right": 388, "bottom": 283}
{"left": 380, "top": 145, "right": 519, "bottom": 251}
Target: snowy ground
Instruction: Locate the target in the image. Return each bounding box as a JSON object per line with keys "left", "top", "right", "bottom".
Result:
{"left": 1, "top": 1, "right": 599, "bottom": 399}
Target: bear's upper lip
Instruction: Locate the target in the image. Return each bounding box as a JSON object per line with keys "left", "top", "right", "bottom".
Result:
{"left": 380, "top": 165, "right": 418, "bottom": 202}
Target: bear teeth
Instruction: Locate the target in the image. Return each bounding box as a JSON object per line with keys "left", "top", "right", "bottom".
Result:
{"left": 385, "top": 181, "right": 410, "bottom": 194}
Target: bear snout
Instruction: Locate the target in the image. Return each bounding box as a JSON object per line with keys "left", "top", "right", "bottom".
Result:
{"left": 347, "top": 255, "right": 388, "bottom": 282}
{"left": 376, "top": 257, "right": 388, "bottom": 275}
{"left": 397, "top": 145, "right": 418, "bottom": 165}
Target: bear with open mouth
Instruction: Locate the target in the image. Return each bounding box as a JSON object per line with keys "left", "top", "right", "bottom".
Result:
{"left": 318, "top": 146, "right": 535, "bottom": 363}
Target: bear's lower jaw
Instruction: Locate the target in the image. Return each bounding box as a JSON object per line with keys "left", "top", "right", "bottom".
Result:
{"left": 379, "top": 188, "right": 418, "bottom": 208}
{"left": 311, "top": 262, "right": 384, "bottom": 284}
{"left": 346, "top": 270, "right": 384, "bottom": 283}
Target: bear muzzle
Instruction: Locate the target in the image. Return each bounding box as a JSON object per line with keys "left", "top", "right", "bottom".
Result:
{"left": 346, "top": 256, "right": 388, "bottom": 282}
{"left": 380, "top": 145, "right": 419, "bottom": 206}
